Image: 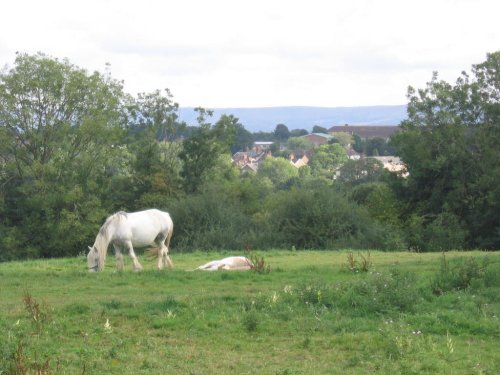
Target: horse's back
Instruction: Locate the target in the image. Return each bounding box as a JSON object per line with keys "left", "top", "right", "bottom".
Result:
{"left": 115, "top": 209, "right": 173, "bottom": 246}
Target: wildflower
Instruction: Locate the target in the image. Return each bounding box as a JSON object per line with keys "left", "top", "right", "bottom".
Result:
{"left": 271, "top": 291, "right": 279, "bottom": 304}
{"left": 104, "top": 318, "right": 112, "bottom": 333}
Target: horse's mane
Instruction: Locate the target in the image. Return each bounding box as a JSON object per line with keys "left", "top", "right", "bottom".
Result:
{"left": 96, "top": 211, "right": 128, "bottom": 270}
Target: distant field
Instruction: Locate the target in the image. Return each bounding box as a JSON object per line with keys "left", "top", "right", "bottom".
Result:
{"left": 0, "top": 250, "right": 498, "bottom": 374}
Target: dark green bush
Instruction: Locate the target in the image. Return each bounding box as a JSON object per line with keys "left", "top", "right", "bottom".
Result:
{"left": 169, "top": 187, "right": 253, "bottom": 251}
{"left": 257, "top": 187, "right": 395, "bottom": 250}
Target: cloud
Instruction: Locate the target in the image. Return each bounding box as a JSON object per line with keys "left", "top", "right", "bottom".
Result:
{"left": 0, "top": 0, "right": 499, "bottom": 107}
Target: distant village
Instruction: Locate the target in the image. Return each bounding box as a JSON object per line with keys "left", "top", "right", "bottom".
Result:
{"left": 232, "top": 124, "right": 405, "bottom": 174}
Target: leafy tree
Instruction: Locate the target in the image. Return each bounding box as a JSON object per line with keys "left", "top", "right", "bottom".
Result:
{"left": 127, "top": 89, "right": 185, "bottom": 141}
{"left": 365, "top": 137, "right": 392, "bottom": 156}
{"left": 308, "top": 143, "right": 348, "bottom": 179}
{"left": 312, "top": 125, "right": 328, "bottom": 134}
{"left": 287, "top": 136, "right": 313, "bottom": 152}
{"left": 229, "top": 119, "right": 253, "bottom": 153}
{"left": 336, "top": 158, "right": 385, "bottom": 186}
{"left": 121, "top": 89, "right": 186, "bottom": 207}
{"left": 0, "top": 53, "right": 125, "bottom": 259}
{"left": 179, "top": 109, "right": 236, "bottom": 193}
{"left": 352, "top": 133, "right": 365, "bottom": 153}
{"left": 273, "top": 123, "right": 290, "bottom": 141}
{"left": 257, "top": 157, "right": 298, "bottom": 188}
{"left": 330, "top": 132, "right": 353, "bottom": 148}
{"left": 290, "top": 128, "right": 309, "bottom": 137}
{"left": 390, "top": 51, "right": 500, "bottom": 249}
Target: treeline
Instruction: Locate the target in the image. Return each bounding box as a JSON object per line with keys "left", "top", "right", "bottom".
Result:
{"left": 1, "top": 52, "right": 499, "bottom": 261}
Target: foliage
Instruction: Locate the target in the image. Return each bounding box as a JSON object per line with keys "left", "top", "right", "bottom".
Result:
{"left": 169, "top": 187, "right": 253, "bottom": 251}
{"left": 256, "top": 156, "right": 299, "bottom": 188}
{"left": 345, "top": 251, "right": 372, "bottom": 273}
{"left": 178, "top": 109, "right": 236, "bottom": 193}
{"left": 260, "top": 187, "right": 390, "bottom": 249}
{"left": 245, "top": 250, "right": 272, "bottom": 274}
{"left": 273, "top": 123, "right": 290, "bottom": 140}
{"left": 312, "top": 125, "right": 329, "bottom": 134}
{"left": 2, "top": 52, "right": 500, "bottom": 258}
{"left": 0, "top": 53, "right": 125, "bottom": 260}
{"left": 336, "top": 158, "right": 385, "bottom": 186}
{"left": 431, "top": 254, "right": 498, "bottom": 295}
{"left": 286, "top": 136, "right": 313, "bottom": 152}
{"left": 389, "top": 51, "right": 500, "bottom": 249}
{"left": 329, "top": 131, "right": 352, "bottom": 147}
{"left": 22, "top": 290, "right": 52, "bottom": 333}
{"left": 308, "top": 143, "right": 347, "bottom": 179}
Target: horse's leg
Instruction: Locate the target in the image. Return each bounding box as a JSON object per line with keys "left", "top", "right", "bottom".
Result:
{"left": 125, "top": 241, "right": 142, "bottom": 271}
{"left": 164, "top": 229, "right": 174, "bottom": 269}
{"left": 113, "top": 244, "right": 124, "bottom": 271}
{"left": 156, "top": 232, "right": 173, "bottom": 270}
{"left": 157, "top": 245, "right": 165, "bottom": 270}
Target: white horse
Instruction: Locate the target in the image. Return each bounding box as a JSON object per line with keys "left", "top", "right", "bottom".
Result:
{"left": 87, "top": 209, "right": 174, "bottom": 272}
{"left": 196, "top": 256, "right": 253, "bottom": 271}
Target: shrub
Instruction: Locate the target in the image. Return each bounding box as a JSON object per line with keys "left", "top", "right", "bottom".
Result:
{"left": 258, "top": 187, "right": 390, "bottom": 250}
{"left": 405, "top": 212, "right": 468, "bottom": 252}
{"left": 336, "top": 270, "right": 419, "bottom": 314}
{"left": 431, "top": 254, "right": 497, "bottom": 295}
{"left": 169, "top": 187, "right": 253, "bottom": 251}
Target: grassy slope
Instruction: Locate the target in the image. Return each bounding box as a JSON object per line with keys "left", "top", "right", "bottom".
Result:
{"left": 0, "top": 250, "right": 498, "bottom": 374}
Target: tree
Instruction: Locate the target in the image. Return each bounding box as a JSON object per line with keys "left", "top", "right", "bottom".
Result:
{"left": 287, "top": 136, "right": 313, "bottom": 152}
{"left": 273, "top": 123, "right": 290, "bottom": 141}
{"left": 0, "top": 53, "right": 126, "bottom": 259}
{"left": 127, "top": 89, "right": 185, "bottom": 141}
{"left": 336, "top": 158, "right": 385, "bottom": 186}
{"left": 230, "top": 119, "right": 253, "bottom": 153}
{"left": 308, "top": 143, "right": 348, "bottom": 179}
{"left": 365, "top": 137, "right": 390, "bottom": 156}
{"left": 352, "top": 133, "right": 365, "bottom": 153}
{"left": 121, "top": 89, "right": 186, "bottom": 207}
{"left": 330, "top": 132, "right": 353, "bottom": 148}
{"left": 390, "top": 51, "right": 500, "bottom": 249}
{"left": 257, "top": 157, "right": 298, "bottom": 188}
{"left": 179, "top": 109, "right": 236, "bottom": 193}
{"left": 290, "top": 128, "right": 309, "bottom": 137}
{"left": 312, "top": 125, "right": 328, "bottom": 134}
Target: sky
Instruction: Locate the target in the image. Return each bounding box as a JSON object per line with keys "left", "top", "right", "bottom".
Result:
{"left": 0, "top": 0, "right": 499, "bottom": 108}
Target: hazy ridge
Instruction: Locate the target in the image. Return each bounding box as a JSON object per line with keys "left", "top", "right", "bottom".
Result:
{"left": 178, "top": 105, "right": 407, "bottom": 132}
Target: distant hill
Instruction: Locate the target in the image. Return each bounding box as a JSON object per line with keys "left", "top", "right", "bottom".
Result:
{"left": 178, "top": 105, "right": 407, "bottom": 132}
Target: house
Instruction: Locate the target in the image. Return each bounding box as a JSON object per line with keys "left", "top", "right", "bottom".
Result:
{"left": 289, "top": 153, "right": 309, "bottom": 168}
{"left": 253, "top": 141, "right": 274, "bottom": 153}
{"left": 232, "top": 141, "right": 273, "bottom": 172}
{"left": 347, "top": 148, "right": 361, "bottom": 160}
{"left": 370, "top": 156, "right": 406, "bottom": 174}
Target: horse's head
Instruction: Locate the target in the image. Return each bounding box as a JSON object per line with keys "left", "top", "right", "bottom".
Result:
{"left": 87, "top": 246, "right": 99, "bottom": 272}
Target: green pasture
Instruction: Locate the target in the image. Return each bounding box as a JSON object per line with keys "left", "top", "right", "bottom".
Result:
{"left": 1, "top": 250, "right": 499, "bottom": 374}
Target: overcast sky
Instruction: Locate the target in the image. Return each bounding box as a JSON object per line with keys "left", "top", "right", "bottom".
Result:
{"left": 1, "top": 0, "right": 498, "bottom": 108}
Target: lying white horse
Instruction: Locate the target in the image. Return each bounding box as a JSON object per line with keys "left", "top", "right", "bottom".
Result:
{"left": 196, "top": 256, "right": 253, "bottom": 271}
{"left": 87, "top": 209, "right": 174, "bottom": 272}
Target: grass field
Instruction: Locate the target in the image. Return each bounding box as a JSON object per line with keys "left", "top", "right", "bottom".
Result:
{"left": 0, "top": 250, "right": 499, "bottom": 374}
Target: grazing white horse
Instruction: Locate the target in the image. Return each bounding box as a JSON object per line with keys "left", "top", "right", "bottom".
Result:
{"left": 196, "top": 256, "right": 253, "bottom": 271}
{"left": 87, "top": 209, "right": 174, "bottom": 272}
